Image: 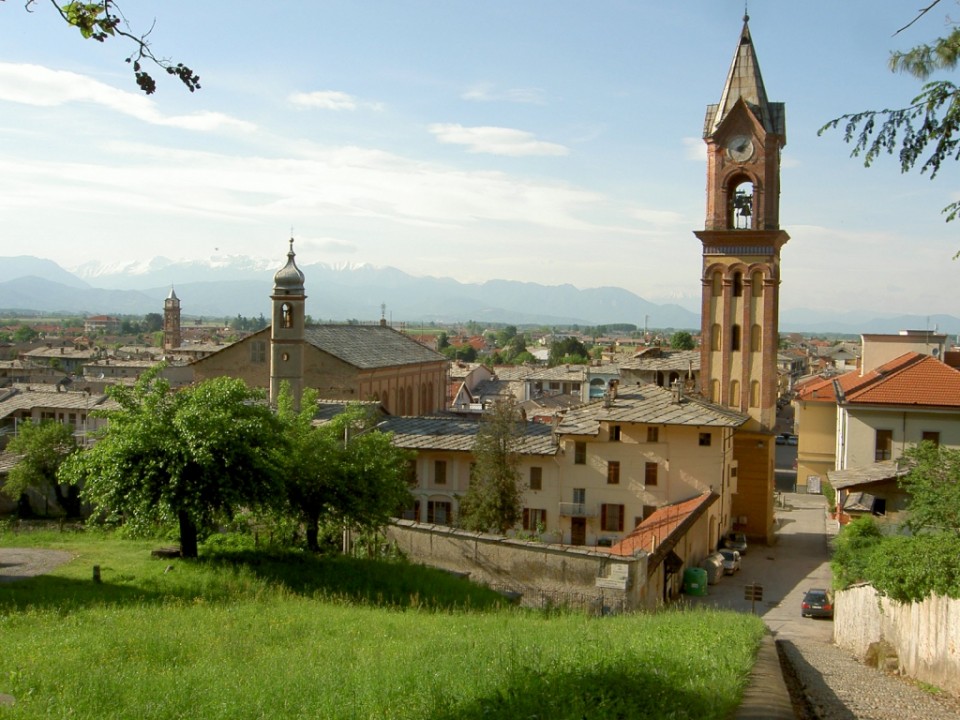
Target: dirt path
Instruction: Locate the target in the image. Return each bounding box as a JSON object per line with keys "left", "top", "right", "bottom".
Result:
{"left": 0, "top": 548, "right": 73, "bottom": 582}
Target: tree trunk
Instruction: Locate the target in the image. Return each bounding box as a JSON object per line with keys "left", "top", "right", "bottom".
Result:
{"left": 52, "top": 483, "right": 82, "bottom": 518}
{"left": 306, "top": 512, "right": 320, "bottom": 552}
{"left": 178, "top": 510, "right": 199, "bottom": 558}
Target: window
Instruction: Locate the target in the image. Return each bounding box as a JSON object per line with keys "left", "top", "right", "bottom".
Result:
{"left": 875, "top": 430, "right": 893, "bottom": 461}
{"left": 752, "top": 272, "right": 763, "bottom": 297}
{"left": 610, "top": 425, "right": 621, "bottom": 442}
{"left": 572, "top": 488, "right": 586, "bottom": 505}
{"left": 600, "top": 503, "right": 625, "bottom": 533}
{"left": 522, "top": 508, "right": 547, "bottom": 531}
{"left": 729, "top": 380, "right": 740, "bottom": 407}
{"left": 281, "top": 302, "right": 293, "bottom": 328}
{"left": 732, "top": 272, "right": 743, "bottom": 297}
{"left": 921, "top": 431, "right": 940, "bottom": 447}
{"left": 750, "top": 380, "right": 760, "bottom": 408}
{"left": 250, "top": 340, "right": 266, "bottom": 364}
{"left": 710, "top": 380, "right": 720, "bottom": 403}
{"left": 529, "top": 466, "right": 542, "bottom": 491}
{"left": 434, "top": 460, "right": 447, "bottom": 485}
{"left": 401, "top": 499, "right": 420, "bottom": 522}
{"left": 731, "top": 324, "right": 741, "bottom": 351}
{"left": 427, "top": 500, "right": 451, "bottom": 525}
{"left": 574, "top": 441, "right": 586, "bottom": 465}
{"left": 645, "top": 462, "right": 658, "bottom": 486}
{"left": 699, "top": 432, "right": 712, "bottom": 447}
{"left": 647, "top": 426, "right": 659, "bottom": 443}
{"left": 750, "top": 324, "right": 761, "bottom": 352}
{"left": 607, "top": 461, "right": 620, "bottom": 485}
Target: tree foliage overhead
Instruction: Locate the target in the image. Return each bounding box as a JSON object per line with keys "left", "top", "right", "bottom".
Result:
{"left": 3, "top": 420, "right": 80, "bottom": 517}
{"left": 277, "top": 387, "right": 413, "bottom": 552}
{"left": 14, "top": 0, "right": 200, "bottom": 94}
{"left": 458, "top": 397, "right": 525, "bottom": 534}
{"left": 61, "top": 369, "right": 285, "bottom": 557}
{"left": 819, "top": 1, "right": 960, "bottom": 232}
{"left": 897, "top": 441, "right": 960, "bottom": 535}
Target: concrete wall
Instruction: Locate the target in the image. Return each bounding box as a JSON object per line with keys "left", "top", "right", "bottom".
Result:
{"left": 841, "top": 407, "right": 960, "bottom": 470}
{"left": 836, "top": 584, "right": 960, "bottom": 697}
{"left": 794, "top": 398, "right": 836, "bottom": 493}
{"left": 386, "top": 520, "right": 651, "bottom": 612}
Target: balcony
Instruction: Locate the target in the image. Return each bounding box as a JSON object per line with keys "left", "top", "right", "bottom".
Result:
{"left": 558, "top": 502, "right": 597, "bottom": 518}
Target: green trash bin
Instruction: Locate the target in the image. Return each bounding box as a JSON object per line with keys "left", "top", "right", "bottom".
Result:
{"left": 683, "top": 567, "right": 708, "bottom": 596}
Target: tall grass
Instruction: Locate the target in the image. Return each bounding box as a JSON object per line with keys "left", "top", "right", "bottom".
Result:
{"left": 1, "top": 531, "right": 765, "bottom": 719}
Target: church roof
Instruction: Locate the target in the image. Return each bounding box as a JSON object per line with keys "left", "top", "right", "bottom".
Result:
{"left": 704, "top": 16, "right": 785, "bottom": 139}
{"left": 305, "top": 325, "right": 446, "bottom": 369}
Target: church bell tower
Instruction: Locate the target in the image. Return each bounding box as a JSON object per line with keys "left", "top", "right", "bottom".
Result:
{"left": 695, "top": 15, "right": 787, "bottom": 544}
{"left": 270, "top": 238, "right": 307, "bottom": 408}
{"left": 695, "top": 14, "right": 787, "bottom": 432}
{"left": 163, "top": 286, "right": 181, "bottom": 351}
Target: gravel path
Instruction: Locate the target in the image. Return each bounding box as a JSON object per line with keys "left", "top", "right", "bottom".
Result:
{"left": 0, "top": 548, "right": 73, "bottom": 582}
{"left": 780, "top": 638, "right": 960, "bottom": 720}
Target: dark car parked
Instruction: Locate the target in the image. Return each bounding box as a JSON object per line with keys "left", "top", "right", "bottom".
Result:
{"left": 801, "top": 588, "right": 834, "bottom": 619}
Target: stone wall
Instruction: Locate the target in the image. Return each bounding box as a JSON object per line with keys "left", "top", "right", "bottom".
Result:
{"left": 835, "top": 584, "right": 960, "bottom": 697}
{"left": 385, "top": 520, "right": 650, "bottom": 613}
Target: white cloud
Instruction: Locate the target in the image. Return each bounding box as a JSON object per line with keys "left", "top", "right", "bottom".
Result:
{"left": 0, "top": 63, "right": 255, "bottom": 132}
{"left": 289, "top": 90, "right": 357, "bottom": 110}
{"left": 462, "top": 83, "right": 547, "bottom": 105}
{"left": 428, "top": 124, "right": 568, "bottom": 157}
{"left": 682, "top": 137, "right": 706, "bottom": 161}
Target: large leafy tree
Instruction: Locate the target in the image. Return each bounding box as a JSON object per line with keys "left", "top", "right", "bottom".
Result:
{"left": 3, "top": 420, "right": 80, "bottom": 517}
{"left": 61, "top": 370, "right": 285, "bottom": 557}
{"left": 898, "top": 441, "right": 960, "bottom": 535}
{"left": 820, "top": 1, "right": 960, "bottom": 234}
{"left": 10, "top": 1, "right": 200, "bottom": 94}
{"left": 458, "top": 398, "right": 524, "bottom": 534}
{"left": 670, "top": 331, "right": 695, "bottom": 351}
{"left": 278, "top": 388, "right": 413, "bottom": 552}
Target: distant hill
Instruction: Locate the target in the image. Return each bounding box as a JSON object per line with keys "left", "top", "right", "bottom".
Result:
{"left": 2, "top": 255, "right": 958, "bottom": 334}
{"left": 0, "top": 256, "right": 700, "bottom": 328}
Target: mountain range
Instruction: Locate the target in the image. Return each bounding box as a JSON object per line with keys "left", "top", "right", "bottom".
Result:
{"left": 1, "top": 255, "right": 958, "bottom": 336}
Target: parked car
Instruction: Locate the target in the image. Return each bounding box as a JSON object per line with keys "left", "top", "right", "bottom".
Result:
{"left": 786, "top": 434, "right": 798, "bottom": 446}
{"left": 775, "top": 433, "right": 787, "bottom": 445}
{"left": 719, "top": 549, "right": 741, "bottom": 574}
{"left": 723, "top": 531, "right": 748, "bottom": 555}
{"left": 801, "top": 588, "right": 834, "bottom": 619}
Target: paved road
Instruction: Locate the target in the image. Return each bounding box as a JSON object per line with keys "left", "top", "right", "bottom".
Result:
{"left": 687, "top": 491, "right": 835, "bottom": 646}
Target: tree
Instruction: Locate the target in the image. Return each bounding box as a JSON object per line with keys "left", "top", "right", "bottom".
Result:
{"left": 278, "top": 387, "right": 413, "bottom": 552}
{"left": 3, "top": 420, "right": 80, "bottom": 517}
{"left": 436, "top": 331, "right": 450, "bottom": 350}
{"left": 14, "top": 0, "right": 200, "bottom": 94}
{"left": 670, "top": 331, "right": 695, "bottom": 351}
{"left": 61, "top": 369, "right": 285, "bottom": 557}
{"left": 458, "top": 398, "right": 524, "bottom": 534}
{"left": 142, "top": 313, "right": 163, "bottom": 332}
{"left": 898, "top": 442, "right": 960, "bottom": 535}
{"left": 12, "top": 325, "right": 38, "bottom": 343}
{"left": 819, "top": 1, "right": 960, "bottom": 233}
{"left": 548, "top": 337, "right": 589, "bottom": 366}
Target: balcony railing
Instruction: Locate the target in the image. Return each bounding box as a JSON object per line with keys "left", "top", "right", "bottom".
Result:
{"left": 558, "top": 502, "right": 597, "bottom": 518}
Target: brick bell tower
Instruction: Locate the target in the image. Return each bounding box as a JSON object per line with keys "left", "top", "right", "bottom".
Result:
{"left": 270, "top": 238, "right": 307, "bottom": 409}
{"left": 163, "top": 286, "right": 181, "bottom": 351}
{"left": 695, "top": 15, "right": 787, "bottom": 544}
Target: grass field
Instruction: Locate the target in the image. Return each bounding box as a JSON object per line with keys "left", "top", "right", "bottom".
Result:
{"left": 0, "top": 530, "right": 766, "bottom": 719}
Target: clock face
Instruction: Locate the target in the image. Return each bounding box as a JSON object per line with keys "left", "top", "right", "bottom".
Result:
{"left": 726, "top": 135, "right": 754, "bottom": 163}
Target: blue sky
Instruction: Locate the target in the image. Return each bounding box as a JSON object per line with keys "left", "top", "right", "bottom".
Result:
{"left": 0, "top": 2, "right": 957, "bottom": 317}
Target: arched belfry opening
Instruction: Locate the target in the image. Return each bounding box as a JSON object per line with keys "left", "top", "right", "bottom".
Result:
{"left": 729, "top": 178, "right": 754, "bottom": 229}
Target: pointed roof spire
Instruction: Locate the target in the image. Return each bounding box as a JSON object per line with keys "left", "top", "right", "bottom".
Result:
{"left": 704, "top": 15, "right": 785, "bottom": 139}
{"left": 167, "top": 285, "right": 178, "bottom": 301}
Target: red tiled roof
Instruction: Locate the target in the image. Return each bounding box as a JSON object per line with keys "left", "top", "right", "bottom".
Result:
{"left": 607, "top": 492, "right": 715, "bottom": 558}
{"left": 846, "top": 354, "right": 960, "bottom": 408}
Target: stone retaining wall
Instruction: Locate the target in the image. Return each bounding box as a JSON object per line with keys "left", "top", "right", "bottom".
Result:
{"left": 835, "top": 584, "right": 960, "bottom": 696}
{"left": 386, "top": 520, "right": 650, "bottom": 612}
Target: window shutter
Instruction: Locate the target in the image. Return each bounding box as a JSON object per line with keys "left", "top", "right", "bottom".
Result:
{"left": 617, "top": 505, "right": 624, "bottom": 531}
{"left": 601, "top": 504, "right": 608, "bottom": 528}
{"left": 522, "top": 508, "right": 530, "bottom": 530}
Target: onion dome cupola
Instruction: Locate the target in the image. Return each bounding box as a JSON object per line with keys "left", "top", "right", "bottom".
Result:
{"left": 273, "top": 238, "right": 306, "bottom": 296}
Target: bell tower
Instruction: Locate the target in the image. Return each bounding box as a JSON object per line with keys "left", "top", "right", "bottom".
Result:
{"left": 163, "top": 286, "right": 181, "bottom": 351}
{"left": 695, "top": 14, "right": 787, "bottom": 432}
{"left": 270, "top": 238, "right": 307, "bottom": 408}
{"left": 695, "top": 15, "right": 787, "bottom": 544}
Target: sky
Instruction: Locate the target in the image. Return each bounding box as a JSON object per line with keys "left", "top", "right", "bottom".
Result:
{"left": 0, "top": 2, "right": 957, "bottom": 317}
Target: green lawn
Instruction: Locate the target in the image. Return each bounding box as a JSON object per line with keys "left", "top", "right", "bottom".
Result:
{"left": 1, "top": 531, "right": 765, "bottom": 719}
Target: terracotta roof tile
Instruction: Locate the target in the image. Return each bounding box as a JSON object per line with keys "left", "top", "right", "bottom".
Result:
{"left": 846, "top": 354, "right": 960, "bottom": 408}
{"left": 607, "top": 492, "right": 716, "bottom": 560}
